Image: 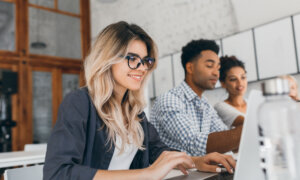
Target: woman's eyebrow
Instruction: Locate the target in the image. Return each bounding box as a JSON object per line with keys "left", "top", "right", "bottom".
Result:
{"left": 127, "top": 52, "right": 148, "bottom": 58}
{"left": 127, "top": 52, "right": 139, "bottom": 56}
{"left": 228, "top": 75, "right": 237, "bottom": 78}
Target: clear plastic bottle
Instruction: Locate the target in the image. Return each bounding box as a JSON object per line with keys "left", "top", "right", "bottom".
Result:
{"left": 258, "top": 78, "right": 299, "bottom": 180}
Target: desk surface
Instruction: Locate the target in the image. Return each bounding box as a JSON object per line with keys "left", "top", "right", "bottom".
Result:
{"left": 0, "top": 151, "right": 234, "bottom": 180}
{"left": 0, "top": 150, "right": 46, "bottom": 168}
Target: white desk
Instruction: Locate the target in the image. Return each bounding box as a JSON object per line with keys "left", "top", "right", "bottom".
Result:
{"left": 0, "top": 150, "right": 46, "bottom": 168}
{"left": 164, "top": 168, "right": 217, "bottom": 180}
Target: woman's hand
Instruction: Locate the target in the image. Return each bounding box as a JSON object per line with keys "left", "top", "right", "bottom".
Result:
{"left": 145, "top": 151, "right": 195, "bottom": 180}
{"left": 192, "top": 152, "right": 236, "bottom": 174}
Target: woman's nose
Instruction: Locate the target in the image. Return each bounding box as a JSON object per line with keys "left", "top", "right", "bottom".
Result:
{"left": 137, "top": 62, "right": 148, "bottom": 71}
{"left": 237, "top": 79, "right": 242, "bottom": 85}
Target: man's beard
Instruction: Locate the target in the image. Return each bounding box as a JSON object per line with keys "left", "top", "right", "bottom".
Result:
{"left": 193, "top": 78, "right": 215, "bottom": 90}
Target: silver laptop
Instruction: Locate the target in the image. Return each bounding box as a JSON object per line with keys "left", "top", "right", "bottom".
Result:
{"left": 166, "top": 90, "right": 265, "bottom": 180}
{"left": 233, "top": 89, "right": 264, "bottom": 180}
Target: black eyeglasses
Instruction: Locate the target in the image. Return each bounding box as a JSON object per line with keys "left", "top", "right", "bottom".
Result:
{"left": 121, "top": 54, "right": 155, "bottom": 70}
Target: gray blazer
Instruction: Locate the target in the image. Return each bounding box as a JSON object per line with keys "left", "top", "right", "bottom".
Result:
{"left": 43, "top": 88, "right": 172, "bottom": 180}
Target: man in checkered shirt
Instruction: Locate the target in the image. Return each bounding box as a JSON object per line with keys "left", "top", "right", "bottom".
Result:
{"left": 150, "top": 39, "right": 243, "bottom": 156}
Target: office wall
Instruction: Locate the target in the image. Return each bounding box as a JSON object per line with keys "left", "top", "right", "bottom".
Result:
{"left": 231, "top": 0, "right": 300, "bottom": 31}
{"left": 90, "top": 1, "right": 300, "bottom": 116}
{"left": 90, "top": 0, "right": 238, "bottom": 57}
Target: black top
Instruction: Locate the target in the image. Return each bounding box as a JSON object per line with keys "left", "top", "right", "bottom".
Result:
{"left": 43, "top": 88, "right": 172, "bottom": 180}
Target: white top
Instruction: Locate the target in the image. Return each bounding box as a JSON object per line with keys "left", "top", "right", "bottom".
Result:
{"left": 108, "top": 135, "right": 138, "bottom": 170}
{"left": 214, "top": 101, "right": 245, "bottom": 128}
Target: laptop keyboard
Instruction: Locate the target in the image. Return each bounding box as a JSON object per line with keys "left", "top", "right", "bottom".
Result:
{"left": 205, "top": 172, "right": 234, "bottom": 180}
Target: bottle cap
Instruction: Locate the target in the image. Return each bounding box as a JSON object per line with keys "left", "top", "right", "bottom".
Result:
{"left": 262, "top": 78, "right": 290, "bottom": 96}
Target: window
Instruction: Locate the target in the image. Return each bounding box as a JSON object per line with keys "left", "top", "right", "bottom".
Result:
{"left": 0, "top": 0, "right": 90, "bottom": 151}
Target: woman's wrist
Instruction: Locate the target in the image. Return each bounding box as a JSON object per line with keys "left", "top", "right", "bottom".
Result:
{"left": 93, "top": 169, "right": 153, "bottom": 180}
{"left": 142, "top": 167, "right": 155, "bottom": 180}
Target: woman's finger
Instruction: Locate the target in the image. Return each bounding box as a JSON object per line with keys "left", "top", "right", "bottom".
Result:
{"left": 165, "top": 152, "right": 195, "bottom": 169}
{"left": 170, "top": 155, "right": 195, "bottom": 170}
{"left": 152, "top": 151, "right": 195, "bottom": 172}
{"left": 177, "top": 164, "right": 189, "bottom": 175}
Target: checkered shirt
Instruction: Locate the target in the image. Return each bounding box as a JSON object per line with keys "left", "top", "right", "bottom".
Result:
{"left": 149, "top": 81, "right": 228, "bottom": 156}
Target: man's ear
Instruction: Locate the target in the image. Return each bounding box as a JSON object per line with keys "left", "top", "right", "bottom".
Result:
{"left": 186, "top": 62, "right": 194, "bottom": 74}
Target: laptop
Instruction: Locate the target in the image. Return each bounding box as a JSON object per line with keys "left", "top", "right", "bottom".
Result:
{"left": 233, "top": 89, "right": 264, "bottom": 180}
{"left": 165, "top": 170, "right": 217, "bottom": 180}
{"left": 166, "top": 90, "right": 265, "bottom": 180}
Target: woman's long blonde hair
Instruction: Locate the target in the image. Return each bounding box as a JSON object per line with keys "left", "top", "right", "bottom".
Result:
{"left": 84, "top": 21, "right": 158, "bottom": 153}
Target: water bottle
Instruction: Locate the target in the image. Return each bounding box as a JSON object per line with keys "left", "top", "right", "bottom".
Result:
{"left": 258, "top": 78, "right": 299, "bottom": 180}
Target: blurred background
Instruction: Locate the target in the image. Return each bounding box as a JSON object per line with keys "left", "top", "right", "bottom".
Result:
{"left": 0, "top": 0, "right": 300, "bottom": 152}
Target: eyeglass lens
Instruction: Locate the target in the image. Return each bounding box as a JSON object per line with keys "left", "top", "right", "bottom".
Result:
{"left": 126, "top": 54, "right": 154, "bottom": 70}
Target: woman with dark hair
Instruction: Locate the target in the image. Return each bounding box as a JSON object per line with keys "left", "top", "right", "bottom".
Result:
{"left": 214, "top": 56, "right": 247, "bottom": 128}
{"left": 43, "top": 21, "right": 235, "bottom": 180}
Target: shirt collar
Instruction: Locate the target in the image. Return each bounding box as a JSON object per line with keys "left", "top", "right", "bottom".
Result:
{"left": 179, "top": 81, "right": 208, "bottom": 103}
{"left": 180, "top": 81, "right": 199, "bottom": 101}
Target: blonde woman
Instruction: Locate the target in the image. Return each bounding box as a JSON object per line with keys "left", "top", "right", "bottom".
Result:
{"left": 44, "top": 21, "right": 235, "bottom": 180}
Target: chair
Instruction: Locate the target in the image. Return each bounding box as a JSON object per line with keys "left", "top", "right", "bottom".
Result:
{"left": 4, "top": 165, "right": 43, "bottom": 180}
{"left": 24, "top": 143, "right": 47, "bottom": 152}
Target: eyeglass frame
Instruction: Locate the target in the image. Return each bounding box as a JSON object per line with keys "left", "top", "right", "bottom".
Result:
{"left": 120, "top": 53, "right": 155, "bottom": 70}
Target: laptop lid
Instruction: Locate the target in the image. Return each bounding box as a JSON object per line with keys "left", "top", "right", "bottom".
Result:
{"left": 233, "top": 90, "right": 265, "bottom": 180}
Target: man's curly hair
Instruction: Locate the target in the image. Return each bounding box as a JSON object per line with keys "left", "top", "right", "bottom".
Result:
{"left": 181, "top": 39, "right": 219, "bottom": 74}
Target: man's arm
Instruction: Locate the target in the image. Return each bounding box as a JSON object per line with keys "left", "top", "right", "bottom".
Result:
{"left": 206, "top": 125, "right": 243, "bottom": 154}
{"left": 191, "top": 152, "right": 236, "bottom": 173}
{"left": 231, "top": 115, "right": 244, "bottom": 127}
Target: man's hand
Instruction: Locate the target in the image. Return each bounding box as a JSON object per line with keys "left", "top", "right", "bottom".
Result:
{"left": 192, "top": 152, "right": 236, "bottom": 174}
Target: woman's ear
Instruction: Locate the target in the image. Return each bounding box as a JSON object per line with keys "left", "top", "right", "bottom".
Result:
{"left": 221, "top": 81, "right": 226, "bottom": 89}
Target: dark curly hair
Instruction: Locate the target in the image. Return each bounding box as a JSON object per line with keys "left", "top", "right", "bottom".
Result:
{"left": 219, "top": 56, "right": 246, "bottom": 82}
{"left": 181, "top": 39, "right": 219, "bottom": 74}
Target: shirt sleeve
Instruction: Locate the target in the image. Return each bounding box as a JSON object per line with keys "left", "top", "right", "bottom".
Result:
{"left": 214, "top": 102, "right": 241, "bottom": 127}
{"left": 151, "top": 96, "right": 210, "bottom": 156}
{"left": 43, "top": 90, "right": 97, "bottom": 180}
{"left": 209, "top": 105, "right": 229, "bottom": 132}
